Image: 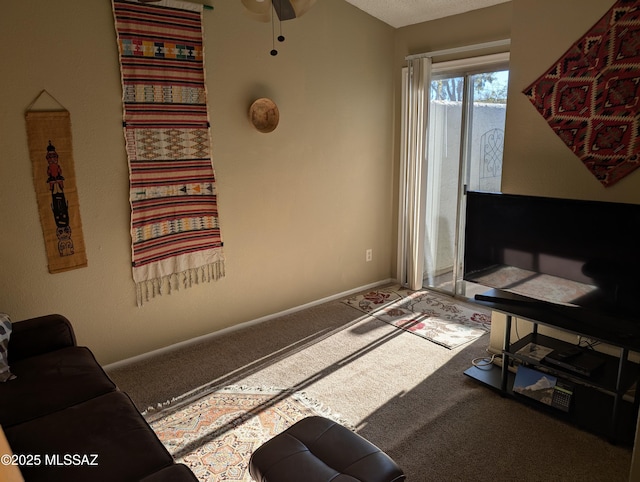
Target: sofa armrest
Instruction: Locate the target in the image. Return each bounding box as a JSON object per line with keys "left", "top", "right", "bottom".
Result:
{"left": 8, "top": 314, "right": 76, "bottom": 363}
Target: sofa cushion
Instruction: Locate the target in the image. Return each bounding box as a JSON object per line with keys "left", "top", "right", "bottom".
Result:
{"left": 5, "top": 391, "right": 175, "bottom": 482}
{"left": 0, "top": 346, "right": 116, "bottom": 427}
{"left": 8, "top": 314, "right": 76, "bottom": 363}
{"left": 0, "top": 314, "right": 15, "bottom": 382}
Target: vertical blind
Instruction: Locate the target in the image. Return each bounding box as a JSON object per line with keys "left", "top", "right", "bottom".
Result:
{"left": 398, "top": 57, "right": 431, "bottom": 290}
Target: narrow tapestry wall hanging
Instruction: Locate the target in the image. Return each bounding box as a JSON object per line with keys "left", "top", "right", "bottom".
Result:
{"left": 112, "top": 0, "right": 225, "bottom": 305}
{"left": 25, "top": 104, "right": 88, "bottom": 274}
{"left": 523, "top": 0, "right": 640, "bottom": 187}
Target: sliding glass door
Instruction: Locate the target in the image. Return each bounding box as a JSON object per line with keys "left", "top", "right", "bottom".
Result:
{"left": 422, "top": 66, "right": 509, "bottom": 297}
{"left": 422, "top": 74, "right": 464, "bottom": 292}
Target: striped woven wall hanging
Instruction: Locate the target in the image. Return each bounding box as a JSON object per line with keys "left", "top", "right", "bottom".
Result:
{"left": 112, "top": 0, "right": 225, "bottom": 305}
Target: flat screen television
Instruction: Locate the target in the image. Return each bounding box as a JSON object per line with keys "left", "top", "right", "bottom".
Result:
{"left": 463, "top": 191, "right": 640, "bottom": 322}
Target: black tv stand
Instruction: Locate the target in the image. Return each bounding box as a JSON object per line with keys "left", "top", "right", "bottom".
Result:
{"left": 465, "top": 289, "right": 640, "bottom": 445}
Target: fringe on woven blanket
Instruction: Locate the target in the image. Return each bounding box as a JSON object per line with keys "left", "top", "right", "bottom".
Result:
{"left": 136, "top": 260, "right": 225, "bottom": 306}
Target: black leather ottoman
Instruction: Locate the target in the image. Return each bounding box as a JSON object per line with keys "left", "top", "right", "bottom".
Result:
{"left": 249, "top": 416, "right": 406, "bottom": 482}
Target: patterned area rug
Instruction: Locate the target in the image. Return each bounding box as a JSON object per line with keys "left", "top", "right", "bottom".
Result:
{"left": 148, "top": 386, "right": 346, "bottom": 481}
{"left": 342, "top": 286, "right": 491, "bottom": 349}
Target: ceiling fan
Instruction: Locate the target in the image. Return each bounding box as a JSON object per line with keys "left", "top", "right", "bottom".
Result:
{"left": 241, "top": 0, "right": 316, "bottom": 21}
{"left": 139, "top": 0, "right": 316, "bottom": 55}
{"left": 242, "top": 0, "right": 317, "bottom": 55}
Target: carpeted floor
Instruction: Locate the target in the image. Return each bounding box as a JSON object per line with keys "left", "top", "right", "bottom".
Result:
{"left": 107, "top": 285, "right": 633, "bottom": 481}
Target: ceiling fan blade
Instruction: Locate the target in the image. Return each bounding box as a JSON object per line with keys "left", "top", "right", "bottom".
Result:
{"left": 272, "top": 0, "right": 295, "bottom": 21}
{"left": 290, "top": 0, "right": 316, "bottom": 18}
{"left": 271, "top": 0, "right": 317, "bottom": 20}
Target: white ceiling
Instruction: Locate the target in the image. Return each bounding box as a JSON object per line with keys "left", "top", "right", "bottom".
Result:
{"left": 342, "top": 0, "right": 511, "bottom": 28}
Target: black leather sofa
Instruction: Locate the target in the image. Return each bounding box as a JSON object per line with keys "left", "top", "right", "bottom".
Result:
{"left": 0, "top": 314, "right": 197, "bottom": 482}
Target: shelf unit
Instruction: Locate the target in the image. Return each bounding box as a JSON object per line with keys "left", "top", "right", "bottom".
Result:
{"left": 464, "top": 289, "right": 640, "bottom": 445}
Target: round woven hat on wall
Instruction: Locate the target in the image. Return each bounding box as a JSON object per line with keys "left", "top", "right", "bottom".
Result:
{"left": 249, "top": 98, "right": 279, "bottom": 133}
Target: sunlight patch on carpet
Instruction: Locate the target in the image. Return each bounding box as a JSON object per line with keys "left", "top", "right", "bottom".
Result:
{"left": 148, "top": 386, "right": 348, "bottom": 482}
{"left": 342, "top": 285, "right": 490, "bottom": 349}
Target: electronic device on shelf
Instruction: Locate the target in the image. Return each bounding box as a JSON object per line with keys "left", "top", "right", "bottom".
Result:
{"left": 544, "top": 348, "right": 605, "bottom": 377}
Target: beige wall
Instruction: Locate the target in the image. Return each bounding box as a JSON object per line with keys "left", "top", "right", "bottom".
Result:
{"left": 394, "top": 2, "right": 512, "bottom": 64}
{"left": 0, "top": 0, "right": 395, "bottom": 364}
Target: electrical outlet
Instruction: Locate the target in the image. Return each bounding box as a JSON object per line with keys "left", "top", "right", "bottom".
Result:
{"left": 365, "top": 249, "right": 373, "bottom": 262}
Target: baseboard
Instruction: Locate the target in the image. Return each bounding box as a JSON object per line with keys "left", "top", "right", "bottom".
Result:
{"left": 104, "top": 278, "right": 395, "bottom": 371}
